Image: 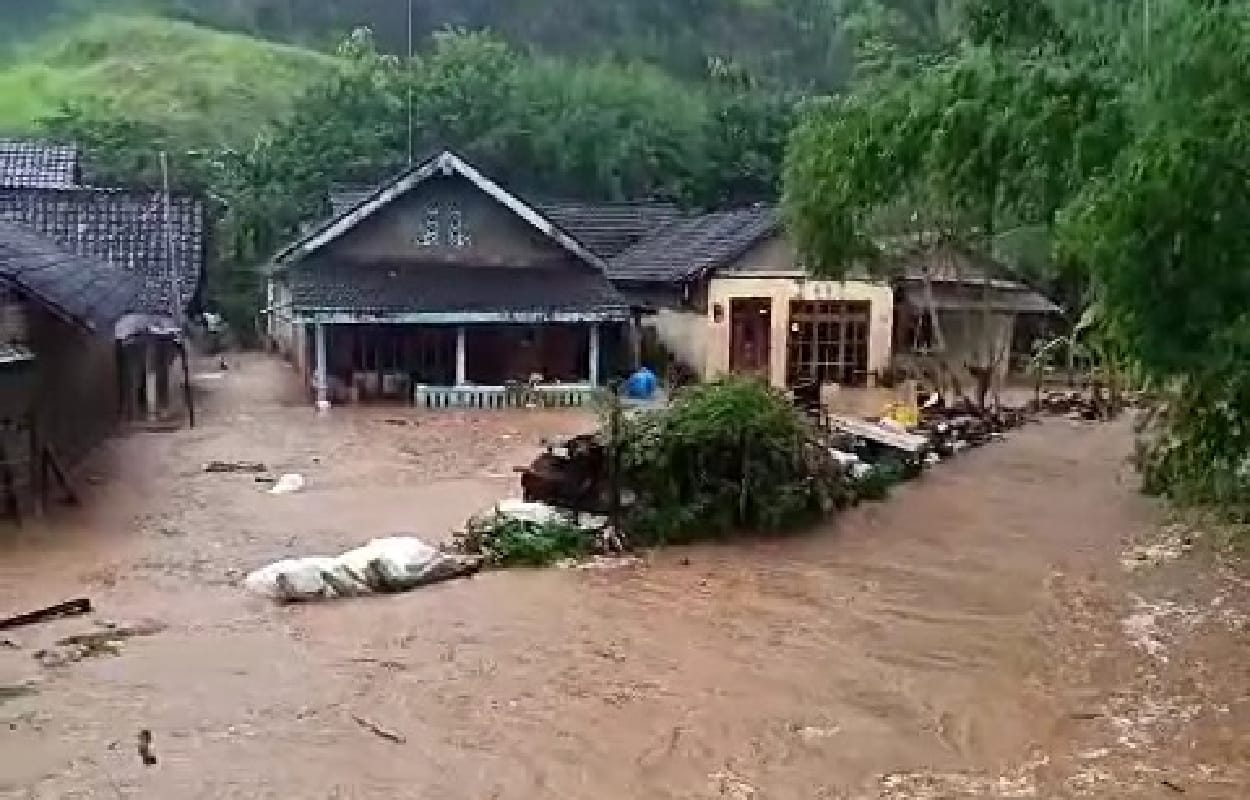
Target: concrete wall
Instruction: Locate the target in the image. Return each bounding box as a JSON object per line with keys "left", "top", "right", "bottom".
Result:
{"left": 704, "top": 276, "right": 895, "bottom": 389}
{"left": 721, "top": 235, "right": 801, "bottom": 275}
{"left": 27, "top": 303, "right": 120, "bottom": 468}
{"left": 934, "top": 310, "right": 1017, "bottom": 380}
{"left": 646, "top": 308, "right": 708, "bottom": 373}
{"left": 632, "top": 231, "right": 895, "bottom": 388}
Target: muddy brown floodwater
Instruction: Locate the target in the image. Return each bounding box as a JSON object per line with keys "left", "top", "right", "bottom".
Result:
{"left": 1, "top": 354, "right": 1247, "bottom": 799}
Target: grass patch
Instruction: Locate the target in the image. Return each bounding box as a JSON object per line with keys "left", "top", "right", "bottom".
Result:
{"left": 0, "top": 14, "right": 335, "bottom": 146}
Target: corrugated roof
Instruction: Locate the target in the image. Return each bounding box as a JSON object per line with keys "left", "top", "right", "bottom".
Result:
{"left": 608, "top": 206, "right": 778, "bottom": 283}
{"left": 289, "top": 261, "right": 628, "bottom": 316}
{"left": 0, "top": 188, "right": 206, "bottom": 315}
{"left": 0, "top": 140, "right": 80, "bottom": 189}
{"left": 898, "top": 283, "right": 1060, "bottom": 315}
{"left": 0, "top": 219, "right": 140, "bottom": 333}
{"left": 891, "top": 242, "right": 1060, "bottom": 314}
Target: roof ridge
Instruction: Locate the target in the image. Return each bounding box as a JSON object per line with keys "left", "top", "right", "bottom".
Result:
{"left": 277, "top": 150, "right": 610, "bottom": 272}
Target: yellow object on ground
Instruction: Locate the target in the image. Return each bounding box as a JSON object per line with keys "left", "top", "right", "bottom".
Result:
{"left": 882, "top": 401, "right": 920, "bottom": 428}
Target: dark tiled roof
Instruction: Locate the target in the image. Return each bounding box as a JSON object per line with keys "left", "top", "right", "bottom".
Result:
{"left": 0, "top": 220, "right": 140, "bottom": 333}
{"left": 289, "top": 261, "right": 628, "bottom": 315}
{"left": 0, "top": 188, "right": 206, "bottom": 315}
{"left": 533, "top": 200, "right": 683, "bottom": 258}
{"left": 0, "top": 140, "right": 80, "bottom": 189}
{"left": 608, "top": 206, "right": 778, "bottom": 282}
{"left": 330, "top": 186, "right": 683, "bottom": 260}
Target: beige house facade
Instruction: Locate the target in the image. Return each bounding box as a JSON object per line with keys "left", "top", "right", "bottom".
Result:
{"left": 612, "top": 215, "right": 894, "bottom": 390}
{"left": 703, "top": 274, "right": 894, "bottom": 388}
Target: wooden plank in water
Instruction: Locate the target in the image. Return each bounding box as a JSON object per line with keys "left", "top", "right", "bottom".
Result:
{"left": 825, "top": 413, "right": 929, "bottom": 454}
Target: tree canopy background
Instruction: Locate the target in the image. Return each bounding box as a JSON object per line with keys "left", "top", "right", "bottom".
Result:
{"left": 783, "top": 0, "right": 1250, "bottom": 510}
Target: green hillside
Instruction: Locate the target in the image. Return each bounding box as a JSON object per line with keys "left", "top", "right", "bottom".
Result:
{"left": 0, "top": 14, "right": 335, "bottom": 146}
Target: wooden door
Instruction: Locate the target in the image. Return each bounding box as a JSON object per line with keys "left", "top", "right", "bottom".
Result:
{"left": 729, "top": 298, "right": 772, "bottom": 378}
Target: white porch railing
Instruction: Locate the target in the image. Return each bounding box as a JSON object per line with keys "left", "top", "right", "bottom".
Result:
{"left": 413, "top": 384, "right": 596, "bottom": 409}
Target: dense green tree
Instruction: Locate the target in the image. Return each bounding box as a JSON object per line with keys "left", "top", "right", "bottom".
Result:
{"left": 787, "top": 0, "right": 1250, "bottom": 507}
{"left": 1057, "top": 1, "right": 1250, "bottom": 508}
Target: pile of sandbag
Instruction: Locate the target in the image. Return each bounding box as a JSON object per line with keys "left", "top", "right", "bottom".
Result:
{"left": 244, "top": 537, "right": 483, "bottom": 604}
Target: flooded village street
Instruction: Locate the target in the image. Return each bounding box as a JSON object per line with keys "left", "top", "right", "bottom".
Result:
{"left": 1, "top": 355, "right": 1247, "bottom": 799}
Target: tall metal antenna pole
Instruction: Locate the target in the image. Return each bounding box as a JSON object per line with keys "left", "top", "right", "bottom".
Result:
{"left": 407, "top": 0, "right": 415, "bottom": 164}
{"left": 159, "top": 151, "right": 180, "bottom": 327}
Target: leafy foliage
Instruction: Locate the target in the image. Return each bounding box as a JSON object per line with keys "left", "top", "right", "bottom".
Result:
{"left": 1057, "top": 1, "right": 1250, "bottom": 509}
{"left": 618, "top": 378, "right": 850, "bottom": 544}
{"left": 786, "top": 0, "right": 1250, "bottom": 510}
{"left": 466, "top": 516, "right": 593, "bottom": 568}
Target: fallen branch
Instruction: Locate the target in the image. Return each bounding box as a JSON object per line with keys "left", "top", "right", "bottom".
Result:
{"left": 351, "top": 713, "right": 406, "bottom": 744}
{"left": 0, "top": 598, "right": 92, "bottom": 632}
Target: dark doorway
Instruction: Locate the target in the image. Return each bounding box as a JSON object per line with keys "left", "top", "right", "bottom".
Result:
{"left": 729, "top": 298, "right": 772, "bottom": 378}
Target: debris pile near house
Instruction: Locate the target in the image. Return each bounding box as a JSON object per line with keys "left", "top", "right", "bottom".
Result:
{"left": 244, "top": 537, "right": 483, "bottom": 603}
{"left": 516, "top": 434, "right": 608, "bottom": 511}
{"left": 1028, "top": 388, "right": 1136, "bottom": 421}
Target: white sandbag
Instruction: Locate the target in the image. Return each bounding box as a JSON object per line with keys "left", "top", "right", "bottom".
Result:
{"left": 494, "top": 499, "right": 568, "bottom": 526}
{"left": 244, "top": 537, "right": 483, "bottom": 603}
{"left": 243, "top": 556, "right": 338, "bottom": 601}
{"left": 338, "top": 536, "right": 438, "bottom": 580}
{"left": 269, "top": 473, "right": 306, "bottom": 495}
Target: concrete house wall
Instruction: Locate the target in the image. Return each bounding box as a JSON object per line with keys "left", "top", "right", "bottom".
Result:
{"left": 0, "top": 298, "right": 121, "bottom": 481}
{"left": 640, "top": 232, "right": 895, "bottom": 389}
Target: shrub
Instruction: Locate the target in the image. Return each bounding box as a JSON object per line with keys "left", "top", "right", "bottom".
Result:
{"left": 615, "top": 377, "right": 850, "bottom": 544}
{"left": 459, "top": 515, "right": 594, "bottom": 567}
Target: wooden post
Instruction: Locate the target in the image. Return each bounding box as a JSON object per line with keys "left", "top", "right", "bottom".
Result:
{"left": 27, "top": 411, "right": 41, "bottom": 517}
{"left": 180, "top": 340, "right": 195, "bottom": 428}
{"left": 588, "top": 323, "right": 601, "bottom": 387}
{"left": 455, "top": 325, "right": 467, "bottom": 386}
{"left": 314, "top": 321, "right": 330, "bottom": 412}
{"left": 629, "top": 313, "right": 642, "bottom": 371}
{"left": 144, "top": 339, "right": 159, "bottom": 420}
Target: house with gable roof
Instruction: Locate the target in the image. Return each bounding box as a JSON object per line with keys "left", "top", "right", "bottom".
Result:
{"left": 269, "top": 149, "right": 1059, "bottom": 407}
{"left": 0, "top": 138, "right": 207, "bottom": 422}
{"left": 607, "top": 211, "right": 1060, "bottom": 391}
{"left": 267, "top": 150, "right": 634, "bottom": 408}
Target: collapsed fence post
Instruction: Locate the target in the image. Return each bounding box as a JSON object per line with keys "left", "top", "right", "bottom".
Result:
{"left": 606, "top": 379, "right": 624, "bottom": 546}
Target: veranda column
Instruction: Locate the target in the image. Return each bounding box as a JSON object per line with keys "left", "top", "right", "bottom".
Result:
{"left": 143, "top": 338, "right": 160, "bottom": 420}
{"left": 588, "top": 323, "right": 601, "bottom": 387}
{"left": 455, "top": 325, "right": 467, "bottom": 386}
{"left": 314, "top": 321, "right": 330, "bottom": 412}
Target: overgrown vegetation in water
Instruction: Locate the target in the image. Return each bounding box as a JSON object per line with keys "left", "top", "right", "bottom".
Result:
{"left": 617, "top": 378, "right": 851, "bottom": 545}
{"left": 475, "top": 518, "right": 592, "bottom": 567}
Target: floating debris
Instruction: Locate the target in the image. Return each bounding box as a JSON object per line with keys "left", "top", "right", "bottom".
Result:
{"left": 268, "top": 473, "right": 306, "bottom": 495}
{"left": 34, "top": 620, "right": 166, "bottom": 668}
{"left": 202, "top": 460, "right": 267, "bottom": 474}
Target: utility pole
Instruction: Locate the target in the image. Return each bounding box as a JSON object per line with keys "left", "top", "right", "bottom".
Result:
{"left": 159, "top": 151, "right": 180, "bottom": 327}
{"left": 407, "top": 0, "right": 415, "bottom": 165}
{"left": 160, "top": 150, "right": 195, "bottom": 427}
